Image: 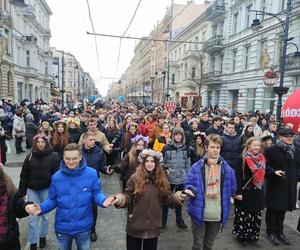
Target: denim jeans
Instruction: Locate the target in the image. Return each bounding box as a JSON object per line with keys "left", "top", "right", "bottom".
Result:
{"left": 162, "top": 184, "right": 184, "bottom": 225}
{"left": 56, "top": 230, "right": 91, "bottom": 250}
{"left": 27, "top": 188, "right": 49, "bottom": 244}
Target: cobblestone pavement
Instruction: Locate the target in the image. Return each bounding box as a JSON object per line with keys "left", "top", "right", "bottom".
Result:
{"left": 4, "top": 139, "right": 300, "bottom": 250}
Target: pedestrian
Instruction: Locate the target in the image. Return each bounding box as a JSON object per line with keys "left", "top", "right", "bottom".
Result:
{"left": 205, "top": 116, "right": 224, "bottom": 136}
{"left": 221, "top": 120, "right": 242, "bottom": 170}
{"left": 122, "top": 122, "right": 139, "bottom": 155}
{"left": 162, "top": 127, "right": 190, "bottom": 231}
{"left": 190, "top": 134, "right": 205, "bottom": 165}
{"left": 184, "top": 134, "right": 237, "bottom": 250}
{"left": 81, "top": 131, "right": 113, "bottom": 242}
{"left": 260, "top": 130, "right": 274, "bottom": 152}
{"left": 25, "top": 143, "right": 115, "bottom": 250}
{"left": 264, "top": 128, "right": 300, "bottom": 246}
{"left": 198, "top": 113, "right": 210, "bottom": 133}
{"left": 51, "top": 120, "right": 73, "bottom": 160}
{"left": 25, "top": 113, "right": 39, "bottom": 149}
{"left": 67, "top": 119, "right": 81, "bottom": 143}
{"left": 39, "top": 121, "right": 53, "bottom": 142}
{"left": 112, "top": 135, "right": 148, "bottom": 191}
{"left": 0, "top": 122, "right": 7, "bottom": 165}
{"left": 240, "top": 124, "right": 254, "bottom": 148}
{"left": 0, "top": 165, "right": 34, "bottom": 250}
{"left": 113, "top": 149, "right": 185, "bottom": 250}
{"left": 249, "top": 116, "right": 263, "bottom": 138}
{"left": 17, "top": 134, "right": 60, "bottom": 250}
{"left": 104, "top": 119, "right": 122, "bottom": 165}
{"left": 13, "top": 109, "right": 26, "bottom": 154}
{"left": 153, "top": 123, "right": 171, "bottom": 153}
{"left": 232, "top": 137, "right": 275, "bottom": 244}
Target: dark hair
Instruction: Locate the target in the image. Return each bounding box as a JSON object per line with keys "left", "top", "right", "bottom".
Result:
{"left": 88, "top": 118, "right": 97, "bottom": 125}
{"left": 32, "top": 134, "right": 52, "bottom": 152}
{"left": 63, "top": 143, "right": 82, "bottom": 155}
{"left": 226, "top": 120, "right": 236, "bottom": 126}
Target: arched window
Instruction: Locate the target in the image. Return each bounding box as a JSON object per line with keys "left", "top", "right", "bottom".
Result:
{"left": 7, "top": 71, "right": 12, "bottom": 94}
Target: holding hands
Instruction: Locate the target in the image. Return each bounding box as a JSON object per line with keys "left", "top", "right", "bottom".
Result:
{"left": 25, "top": 204, "right": 41, "bottom": 216}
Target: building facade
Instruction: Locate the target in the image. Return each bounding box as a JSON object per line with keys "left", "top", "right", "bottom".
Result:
{"left": 0, "top": 0, "right": 14, "bottom": 101}
{"left": 11, "top": 0, "right": 53, "bottom": 103}
{"left": 51, "top": 48, "right": 96, "bottom": 105}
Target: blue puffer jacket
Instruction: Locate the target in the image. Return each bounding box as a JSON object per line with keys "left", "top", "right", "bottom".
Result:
{"left": 184, "top": 157, "right": 236, "bottom": 226}
{"left": 221, "top": 133, "right": 241, "bottom": 170}
{"left": 82, "top": 145, "right": 107, "bottom": 176}
{"left": 40, "top": 159, "right": 107, "bottom": 235}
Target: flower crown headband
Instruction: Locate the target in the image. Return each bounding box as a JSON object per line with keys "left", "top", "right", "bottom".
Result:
{"left": 131, "top": 134, "right": 149, "bottom": 145}
{"left": 33, "top": 133, "right": 48, "bottom": 141}
{"left": 138, "top": 149, "right": 163, "bottom": 163}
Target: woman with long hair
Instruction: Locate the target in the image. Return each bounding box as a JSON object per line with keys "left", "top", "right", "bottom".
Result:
{"left": 51, "top": 121, "right": 73, "bottom": 159}
{"left": 153, "top": 123, "right": 171, "bottom": 153}
{"left": 18, "top": 134, "right": 60, "bottom": 250}
{"left": 190, "top": 134, "right": 206, "bottom": 165}
{"left": 113, "top": 149, "right": 185, "bottom": 250}
{"left": 39, "top": 121, "right": 52, "bottom": 142}
{"left": 0, "top": 166, "right": 33, "bottom": 250}
{"left": 233, "top": 137, "right": 283, "bottom": 244}
{"left": 67, "top": 119, "right": 81, "bottom": 144}
{"left": 112, "top": 135, "right": 148, "bottom": 191}
{"left": 122, "top": 122, "right": 139, "bottom": 155}
{"left": 240, "top": 124, "right": 254, "bottom": 148}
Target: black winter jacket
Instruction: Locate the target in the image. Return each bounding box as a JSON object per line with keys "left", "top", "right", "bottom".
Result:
{"left": 234, "top": 157, "right": 265, "bottom": 212}
{"left": 221, "top": 133, "right": 241, "bottom": 170}
{"left": 264, "top": 144, "right": 300, "bottom": 211}
{"left": 18, "top": 149, "right": 60, "bottom": 196}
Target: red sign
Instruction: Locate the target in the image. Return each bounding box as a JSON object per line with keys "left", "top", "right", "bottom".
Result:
{"left": 282, "top": 88, "right": 300, "bottom": 133}
{"left": 165, "top": 101, "right": 176, "bottom": 113}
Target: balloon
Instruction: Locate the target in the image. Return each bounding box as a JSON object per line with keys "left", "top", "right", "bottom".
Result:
{"left": 282, "top": 88, "right": 300, "bottom": 133}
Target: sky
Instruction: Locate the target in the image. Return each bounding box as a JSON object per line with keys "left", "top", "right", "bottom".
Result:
{"left": 47, "top": 0, "right": 205, "bottom": 96}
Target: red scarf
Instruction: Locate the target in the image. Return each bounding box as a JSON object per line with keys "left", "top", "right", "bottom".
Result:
{"left": 0, "top": 183, "right": 8, "bottom": 242}
{"left": 244, "top": 150, "right": 266, "bottom": 190}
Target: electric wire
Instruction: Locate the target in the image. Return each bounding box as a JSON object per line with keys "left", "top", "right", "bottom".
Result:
{"left": 86, "top": 0, "right": 102, "bottom": 79}
{"left": 114, "top": 0, "right": 142, "bottom": 81}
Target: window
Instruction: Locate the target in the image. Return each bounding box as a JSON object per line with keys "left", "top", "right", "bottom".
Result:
{"left": 212, "top": 25, "right": 218, "bottom": 37}
{"left": 191, "top": 67, "right": 196, "bottom": 79}
{"left": 45, "top": 62, "right": 48, "bottom": 74}
{"left": 26, "top": 50, "right": 30, "bottom": 67}
{"left": 219, "top": 22, "right": 224, "bottom": 36}
{"left": 7, "top": 71, "right": 12, "bottom": 94}
{"left": 202, "top": 31, "right": 206, "bottom": 42}
{"left": 261, "top": 0, "right": 267, "bottom": 20}
{"left": 179, "top": 47, "right": 182, "bottom": 59}
{"left": 232, "top": 50, "right": 237, "bottom": 72}
{"left": 280, "top": 0, "right": 286, "bottom": 11}
{"left": 212, "top": 56, "right": 216, "bottom": 72}
{"left": 233, "top": 12, "right": 239, "bottom": 34}
{"left": 263, "top": 88, "right": 275, "bottom": 112}
{"left": 244, "top": 46, "right": 251, "bottom": 69}
{"left": 194, "top": 36, "right": 198, "bottom": 50}
{"left": 17, "top": 82, "right": 23, "bottom": 103}
{"left": 172, "top": 73, "right": 175, "bottom": 84}
{"left": 246, "top": 88, "right": 256, "bottom": 111}
{"left": 220, "top": 54, "right": 224, "bottom": 73}
{"left": 245, "top": 4, "right": 253, "bottom": 28}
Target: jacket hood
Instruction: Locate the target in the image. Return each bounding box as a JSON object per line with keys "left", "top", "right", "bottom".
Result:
{"left": 82, "top": 144, "right": 101, "bottom": 154}
{"left": 60, "top": 157, "right": 87, "bottom": 176}
{"left": 171, "top": 127, "right": 186, "bottom": 146}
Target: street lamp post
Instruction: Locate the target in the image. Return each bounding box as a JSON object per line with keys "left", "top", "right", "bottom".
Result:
{"left": 251, "top": 0, "right": 300, "bottom": 122}
{"left": 60, "top": 51, "right": 65, "bottom": 111}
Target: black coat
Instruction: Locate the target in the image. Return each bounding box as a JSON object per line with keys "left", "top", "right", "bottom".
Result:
{"left": 234, "top": 157, "right": 265, "bottom": 212}
{"left": 68, "top": 128, "right": 81, "bottom": 143}
{"left": 198, "top": 121, "right": 210, "bottom": 133}
{"left": 0, "top": 195, "right": 31, "bottom": 250}
{"left": 18, "top": 149, "right": 60, "bottom": 197}
{"left": 0, "top": 133, "right": 7, "bottom": 164}
{"left": 221, "top": 134, "right": 241, "bottom": 170}
{"left": 264, "top": 144, "right": 300, "bottom": 211}
{"left": 205, "top": 125, "right": 224, "bottom": 136}
{"left": 25, "top": 121, "right": 39, "bottom": 147}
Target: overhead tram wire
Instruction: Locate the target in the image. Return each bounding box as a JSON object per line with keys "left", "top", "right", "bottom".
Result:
{"left": 86, "top": 0, "right": 102, "bottom": 78}
{"left": 86, "top": 32, "right": 205, "bottom": 45}
{"left": 114, "top": 0, "right": 143, "bottom": 79}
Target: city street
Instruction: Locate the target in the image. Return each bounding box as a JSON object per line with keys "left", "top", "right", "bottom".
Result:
{"left": 4, "top": 139, "right": 300, "bottom": 250}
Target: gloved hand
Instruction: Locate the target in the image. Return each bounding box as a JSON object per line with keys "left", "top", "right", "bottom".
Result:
{"left": 174, "top": 191, "right": 187, "bottom": 203}
{"left": 114, "top": 193, "right": 125, "bottom": 207}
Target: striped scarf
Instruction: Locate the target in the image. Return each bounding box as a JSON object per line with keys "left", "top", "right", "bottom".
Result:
{"left": 0, "top": 183, "right": 8, "bottom": 242}
{"left": 206, "top": 153, "right": 220, "bottom": 199}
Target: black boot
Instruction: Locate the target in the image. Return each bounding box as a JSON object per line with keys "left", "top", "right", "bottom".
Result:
{"left": 30, "top": 243, "right": 37, "bottom": 250}
{"left": 39, "top": 237, "right": 46, "bottom": 248}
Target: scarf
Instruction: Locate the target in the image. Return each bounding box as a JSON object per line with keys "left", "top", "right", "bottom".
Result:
{"left": 276, "top": 139, "right": 295, "bottom": 160}
{"left": 244, "top": 150, "right": 265, "bottom": 190}
{"left": 205, "top": 153, "right": 220, "bottom": 199}
{"left": 0, "top": 183, "right": 8, "bottom": 242}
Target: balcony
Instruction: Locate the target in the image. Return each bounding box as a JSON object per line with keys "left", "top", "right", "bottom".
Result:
{"left": 24, "top": 4, "right": 36, "bottom": 18}
{"left": 203, "top": 71, "right": 223, "bottom": 84}
{"left": 16, "top": 65, "right": 38, "bottom": 78}
{"left": 206, "top": 1, "right": 226, "bottom": 21}
{"left": 203, "top": 35, "right": 224, "bottom": 53}
{"left": 285, "top": 53, "right": 300, "bottom": 75}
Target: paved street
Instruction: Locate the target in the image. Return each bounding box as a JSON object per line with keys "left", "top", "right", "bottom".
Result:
{"left": 4, "top": 139, "right": 300, "bottom": 249}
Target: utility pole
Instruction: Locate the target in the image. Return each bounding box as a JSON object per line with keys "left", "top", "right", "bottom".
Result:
{"left": 166, "top": 0, "right": 173, "bottom": 101}
{"left": 61, "top": 51, "right": 65, "bottom": 111}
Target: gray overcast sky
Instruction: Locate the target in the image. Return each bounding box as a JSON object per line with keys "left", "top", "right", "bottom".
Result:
{"left": 47, "top": 0, "right": 205, "bottom": 96}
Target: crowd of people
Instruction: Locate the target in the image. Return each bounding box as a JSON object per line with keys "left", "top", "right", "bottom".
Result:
{"left": 0, "top": 98, "right": 300, "bottom": 250}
